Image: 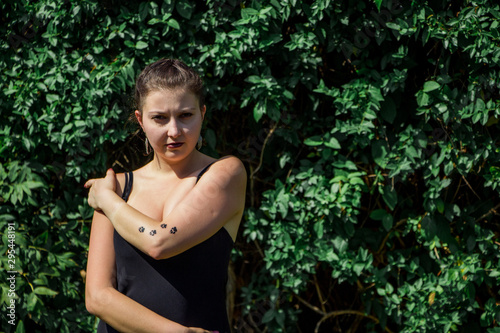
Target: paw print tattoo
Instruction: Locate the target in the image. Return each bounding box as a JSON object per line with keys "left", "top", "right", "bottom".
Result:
{"left": 150, "top": 230, "right": 156, "bottom": 236}
{"left": 161, "top": 223, "right": 167, "bottom": 229}
{"left": 170, "top": 227, "right": 177, "bottom": 234}
{"left": 138, "top": 226, "right": 145, "bottom": 233}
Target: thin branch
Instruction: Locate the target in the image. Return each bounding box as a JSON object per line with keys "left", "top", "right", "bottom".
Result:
{"left": 433, "top": 247, "right": 440, "bottom": 260}
{"left": 451, "top": 176, "right": 462, "bottom": 203}
{"left": 249, "top": 122, "right": 278, "bottom": 208}
{"left": 294, "top": 294, "right": 326, "bottom": 316}
{"left": 461, "top": 175, "right": 481, "bottom": 200}
{"left": 314, "top": 310, "right": 394, "bottom": 333}
{"left": 253, "top": 239, "right": 265, "bottom": 258}
{"left": 313, "top": 274, "right": 327, "bottom": 314}
{"left": 250, "top": 122, "right": 278, "bottom": 180}
{"left": 286, "top": 146, "right": 304, "bottom": 180}
{"left": 249, "top": 163, "right": 255, "bottom": 207}
{"left": 377, "top": 218, "right": 408, "bottom": 254}
{"left": 475, "top": 202, "right": 500, "bottom": 223}
{"left": 54, "top": 219, "right": 91, "bottom": 225}
{"left": 247, "top": 311, "right": 264, "bottom": 333}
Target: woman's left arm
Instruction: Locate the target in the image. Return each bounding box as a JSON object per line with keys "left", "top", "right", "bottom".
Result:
{"left": 85, "top": 157, "right": 246, "bottom": 259}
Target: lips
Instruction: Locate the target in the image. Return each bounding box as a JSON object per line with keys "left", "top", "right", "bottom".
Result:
{"left": 166, "top": 142, "right": 184, "bottom": 148}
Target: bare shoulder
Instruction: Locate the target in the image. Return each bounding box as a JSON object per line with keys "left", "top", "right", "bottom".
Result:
{"left": 210, "top": 156, "right": 247, "bottom": 182}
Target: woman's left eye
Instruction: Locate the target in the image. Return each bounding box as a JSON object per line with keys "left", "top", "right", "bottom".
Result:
{"left": 180, "top": 113, "right": 193, "bottom": 118}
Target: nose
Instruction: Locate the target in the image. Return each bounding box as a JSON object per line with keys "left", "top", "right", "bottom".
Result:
{"left": 167, "top": 118, "right": 181, "bottom": 138}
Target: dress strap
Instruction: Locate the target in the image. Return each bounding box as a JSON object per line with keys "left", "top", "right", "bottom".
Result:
{"left": 196, "top": 162, "right": 215, "bottom": 183}
{"left": 121, "top": 171, "right": 133, "bottom": 202}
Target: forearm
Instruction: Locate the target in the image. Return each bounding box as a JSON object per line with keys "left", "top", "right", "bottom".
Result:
{"left": 100, "top": 194, "right": 166, "bottom": 257}
{"left": 90, "top": 286, "right": 188, "bottom": 333}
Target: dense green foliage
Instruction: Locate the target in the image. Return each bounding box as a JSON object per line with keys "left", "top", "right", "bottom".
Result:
{"left": 1, "top": 0, "right": 500, "bottom": 332}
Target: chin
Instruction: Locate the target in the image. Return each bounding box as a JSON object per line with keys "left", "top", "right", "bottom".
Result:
{"left": 160, "top": 147, "right": 195, "bottom": 161}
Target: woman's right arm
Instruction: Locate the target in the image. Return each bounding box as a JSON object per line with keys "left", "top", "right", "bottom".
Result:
{"left": 85, "top": 210, "right": 210, "bottom": 333}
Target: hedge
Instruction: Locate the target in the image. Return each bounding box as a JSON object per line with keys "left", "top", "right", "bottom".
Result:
{"left": 1, "top": 0, "right": 500, "bottom": 332}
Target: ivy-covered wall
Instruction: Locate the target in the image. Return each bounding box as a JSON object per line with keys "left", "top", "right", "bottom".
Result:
{"left": 1, "top": 0, "right": 500, "bottom": 332}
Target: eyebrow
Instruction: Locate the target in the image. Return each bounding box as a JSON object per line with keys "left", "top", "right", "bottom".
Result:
{"left": 148, "top": 108, "right": 197, "bottom": 114}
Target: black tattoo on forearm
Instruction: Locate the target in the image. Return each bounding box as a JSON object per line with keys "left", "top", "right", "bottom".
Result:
{"left": 161, "top": 223, "right": 167, "bottom": 229}
{"left": 170, "top": 227, "right": 177, "bottom": 234}
{"left": 150, "top": 230, "right": 156, "bottom": 236}
{"left": 139, "top": 226, "right": 145, "bottom": 233}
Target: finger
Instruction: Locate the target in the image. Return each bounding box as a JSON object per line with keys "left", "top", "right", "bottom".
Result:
{"left": 104, "top": 168, "right": 117, "bottom": 182}
{"left": 104, "top": 168, "right": 117, "bottom": 190}
{"left": 84, "top": 179, "right": 96, "bottom": 188}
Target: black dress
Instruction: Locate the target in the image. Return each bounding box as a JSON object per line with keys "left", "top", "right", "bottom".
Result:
{"left": 97, "top": 165, "right": 233, "bottom": 333}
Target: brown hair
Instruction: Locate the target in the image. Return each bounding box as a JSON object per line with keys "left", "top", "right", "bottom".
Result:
{"left": 134, "top": 58, "right": 204, "bottom": 112}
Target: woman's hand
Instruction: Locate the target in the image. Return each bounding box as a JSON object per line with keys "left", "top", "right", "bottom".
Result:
{"left": 84, "top": 168, "right": 118, "bottom": 211}
{"left": 186, "top": 328, "right": 219, "bottom": 333}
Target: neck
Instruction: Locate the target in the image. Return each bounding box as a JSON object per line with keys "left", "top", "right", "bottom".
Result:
{"left": 148, "top": 149, "right": 205, "bottom": 179}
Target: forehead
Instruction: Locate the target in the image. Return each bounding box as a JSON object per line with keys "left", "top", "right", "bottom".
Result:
{"left": 142, "top": 89, "right": 199, "bottom": 111}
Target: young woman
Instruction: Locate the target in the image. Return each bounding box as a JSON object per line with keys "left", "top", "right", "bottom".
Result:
{"left": 84, "top": 59, "right": 246, "bottom": 333}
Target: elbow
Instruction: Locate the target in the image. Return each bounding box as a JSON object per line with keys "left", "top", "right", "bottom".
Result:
{"left": 146, "top": 237, "right": 172, "bottom": 260}
{"left": 147, "top": 247, "right": 169, "bottom": 260}
{"left": 85, "top": 286, "right": 112, "bottom": 316}
{"left": 85, "top": 288, "right": 98, "bottom": 315}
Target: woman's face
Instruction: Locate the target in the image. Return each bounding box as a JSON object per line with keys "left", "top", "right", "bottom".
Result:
{"left": 135, "top": 88, "right": 205, "bottom": 162}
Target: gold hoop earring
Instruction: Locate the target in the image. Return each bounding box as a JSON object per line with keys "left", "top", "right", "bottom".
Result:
{"left": 145, "top": 137, "right": 151, "bottom": 155}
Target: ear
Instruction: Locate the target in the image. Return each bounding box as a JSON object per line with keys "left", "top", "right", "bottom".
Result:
{"left": 135, "top": 110, "right": 144, "bottom": 129}
{"left": 201, "top": 105, "right": 206, "bottom": 121}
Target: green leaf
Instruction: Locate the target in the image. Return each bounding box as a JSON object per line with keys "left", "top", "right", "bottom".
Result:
{"left": 372, "top": 140, "right": 388, "bottom": 168}
{"left": 370, "top": 209, "right": 388, "bottom": 220}
{"left": 381, "top": 186, "right": 398, "bottom": 211}
{"left": 176, "top": 0, "right": 193, "bottom": 19}
{"left": 436, "top": 198, "right": 445, "bottom": 213}
{"left": 136, "top": 41, "right": 148, "bottom": 49}
{"left": 26, "top": 293, "right": 38, "bottom": 311}
{"left": 61, "top": 123, "right": 73, "bottom": 133}
{"left": 489, "top": 271, "right": 500, "bottom": 278}
{"left": 368, "top": 86, "right": 384, "bottom": 102}
{"left": 304, "top": 136, "right": 323, "bottom": 146}
{"left": 423, "top": 81, "right": 440, "bottom": 92}
{"left": 416, "top": 91, "right": 430, "bottom": 106}
{"left": 353, "top": 262, "right": 365, "bottom": 276}
{"left": 385, "top": 22, "right": 400, "bottom": 30}
{"left": 33, "top": 287, "right": 58, "bottom": 296}
{"left": 487, "top": 328, "right": 500, "bottom": 333}
{"left": 314, "top": 220, "right": 324, "bottom": 238}
{"left": 261, "top": 309, "right": 275, "bottom": 323}
{"left": 24, "top": 181, "right": 44, "bottom": 189}
{"left": 15, "top": 320, "right": 25, "bottom": 333}
{"left": 253, "top": 100, "right": 266, "bottom": 122}
{"left": 46, "top": 94, "right": 59, "bottom": 103}
{"left": 380, "top": 97, "right": 397, "bottom": 124}
{"left": 325, "top": 137, "right": 341, "bottom": 149}
{"left": 167, "top": 18, "right": 180, "bottom": 30}
{"left": 382, "top": 214, "right": 393, "bottom": 231}
{"left": 283, "top": 90, "right": 294, "bottom": 100}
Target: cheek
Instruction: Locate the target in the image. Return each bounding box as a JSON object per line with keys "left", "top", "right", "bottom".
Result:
{"left": 144, "top": 126, "right": 164, "bottom": 140}
{"left": 185, "top": 120, "right": 202, "bottom": 134}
